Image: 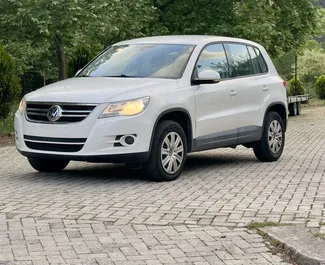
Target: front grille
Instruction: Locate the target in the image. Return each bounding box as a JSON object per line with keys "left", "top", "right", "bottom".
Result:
{"left": 24, "top": 135, "right": 86, "bottom": 153}
{"left": 26, "top": 102, "right": 97, "bottom": 123}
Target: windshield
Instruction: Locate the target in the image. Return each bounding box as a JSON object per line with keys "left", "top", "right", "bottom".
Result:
{"left": 78, "top": 44, "right": 195, "bottom": 79}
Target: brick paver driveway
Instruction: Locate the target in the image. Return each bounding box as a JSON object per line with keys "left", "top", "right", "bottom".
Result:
{"left": 1, "top": 106, "right": 325, "bottom": 265}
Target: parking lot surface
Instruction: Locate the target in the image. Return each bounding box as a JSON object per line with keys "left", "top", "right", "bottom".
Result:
{"left": 1, "top": 106, "right": 325, "bottom": 265}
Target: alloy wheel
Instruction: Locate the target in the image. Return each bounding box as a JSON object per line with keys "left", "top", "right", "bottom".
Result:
{"left": 160, "top": 132, "right": 184, "bottom": 174}
{"left": 268, "top": 120, "right": 283, "bottom": 153}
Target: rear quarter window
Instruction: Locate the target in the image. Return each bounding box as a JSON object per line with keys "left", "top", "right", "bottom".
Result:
{"left": 247, "top": 46, "right": 261, "bottom": 74}
{"left": 254, "top": 47, "right": 268, "bottom": 74}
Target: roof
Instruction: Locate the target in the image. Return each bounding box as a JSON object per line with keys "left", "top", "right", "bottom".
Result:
{"left": 114, "top": 35, "right": 261, "bottom": 47}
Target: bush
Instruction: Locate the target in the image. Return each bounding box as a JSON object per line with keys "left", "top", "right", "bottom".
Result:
{"left": 67, "top": 47, "right": 94, "bottom": 78}
{"left": 315, "top": 75, "right": 325, "bottom": 100}
{"left": 289, "top": 77, "right": 305, "bottom": 96}
{"left": 0, "top": 46, "right": 21, "bottom": 119}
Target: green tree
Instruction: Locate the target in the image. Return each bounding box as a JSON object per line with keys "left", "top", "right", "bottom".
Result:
{"left": 297, "top": 49, "right": 325, "bottom": 83}
{"left": 273, "top": 40, "right": 324, "bottom": 81}
{"left": 153, "top": 0, "right": 235, "bottom": 36}
{"left": 0, "top": 0, "right": 155, "bottom": 80}
{"left": 0, "top": 0, "right": 321, "bottom": 81}
{"left": 0, "top": 46, "right": 21, "bottom": 119}
{"left": 315, "top": 75, "right": 325, "bottom": 99}
{"left": 154, "top": 0, "right": 319, "bottom": 57}
{"left": 273, "top": 51, "right": 295, "bottom": 81}
{"left": 67, "top": 47, "right": 94, "bottom": 78}
{"left": 289, "top": 77, "right": 305, "bottom": 96}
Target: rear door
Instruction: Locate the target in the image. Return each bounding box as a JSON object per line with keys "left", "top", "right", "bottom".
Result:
{"left": 224, "top": 43, "right": 268, "bottom": 144}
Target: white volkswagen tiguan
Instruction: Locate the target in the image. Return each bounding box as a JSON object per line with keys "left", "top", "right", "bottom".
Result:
{"left": 15, "top": 36, "right": 288, "bottom": 181}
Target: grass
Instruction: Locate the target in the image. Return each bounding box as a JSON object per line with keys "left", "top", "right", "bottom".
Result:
{"left": 0, "top": 114, "right": 14, "bottom": 134}
{"left": 306, "top": 97, "right": 325, "bottom": 106}
{"left": 272, "top": 239, "right": 280, "bottom": 247}
{"left": 313, "top": 232, "right": 325, "bottom": 240}
{"left": 246, "top": 221, "right": 284, "bottom": 230}
{"left": 0, "top": 104, "right": 17, "bottom": 135}
{"left": 247, "top": 222, "right": 287, "bottom": 258}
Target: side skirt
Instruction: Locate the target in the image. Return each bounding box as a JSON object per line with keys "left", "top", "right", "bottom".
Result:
{"left": 191, "top": 126, "right": 262, "bottom": 152}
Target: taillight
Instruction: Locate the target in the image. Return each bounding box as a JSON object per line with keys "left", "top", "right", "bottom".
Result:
{"left": 282, "top": 80, "right": 287, "bottom": 88}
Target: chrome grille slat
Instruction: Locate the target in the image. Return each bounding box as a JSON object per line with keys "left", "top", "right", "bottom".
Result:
{"left": 61, "top": 114, "right": 88, "bottom": 118}
{"left": 27, "top": 108, "right": 48, "bottom": 112}
{"left": 26, "top": 102, "right": 97, "bottom": 123}
{"left": 27, "top": 112, "right": 47, "bottom": 116}
{"left": 62, "top": 110, "right": 92, "bottom": 113}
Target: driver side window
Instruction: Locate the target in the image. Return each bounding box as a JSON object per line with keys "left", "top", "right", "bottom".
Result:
{"left": 196, "top": 44, "right": 230, "bottom": 79}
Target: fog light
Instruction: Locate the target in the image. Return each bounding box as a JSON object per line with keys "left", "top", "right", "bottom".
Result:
{"left": 115, "top": 134, "right": 137, "bottom": 147}
{"left": 125, "top": 136, "right": 135, "bottom": 145}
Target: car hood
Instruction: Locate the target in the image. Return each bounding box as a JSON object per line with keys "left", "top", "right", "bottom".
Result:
{"left": 25, "top": 77, "right": 179, "bottom": 103}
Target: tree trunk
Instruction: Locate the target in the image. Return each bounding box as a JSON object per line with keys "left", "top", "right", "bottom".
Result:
{"left": 43, "top": 74, "right": 46, "bottom": 87}
{"left": 294, "top": 53, "right": 298, "bottom": 96}
{"left": 54, "top": 34, "right": 66, "bottom": 80}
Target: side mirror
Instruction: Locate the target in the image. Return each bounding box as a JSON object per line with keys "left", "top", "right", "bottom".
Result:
{"left": 75, "top": 69, "right": 82, "bottom": 77}
{"left": 194, "top": 70, "right": 221, "bottom": 85}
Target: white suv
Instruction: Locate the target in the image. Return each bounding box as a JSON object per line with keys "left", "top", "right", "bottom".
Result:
{"left": 15, "top": 36, "right": 288, "bottom": 181}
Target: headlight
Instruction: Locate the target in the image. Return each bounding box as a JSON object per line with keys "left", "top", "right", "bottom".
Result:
{"left": 18, "top": 98, "right": 26, "bottom": 114}
{"left": 99, "top": 97, "right": 150, "bottom": 118}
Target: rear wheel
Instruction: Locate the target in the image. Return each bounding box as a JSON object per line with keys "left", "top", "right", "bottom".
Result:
{"left": 297, "top": 102, "right": 301, "bottom": 115}
{"left": 289, "top": 102, "right": 297, "bottom": 116}
{"left": 28, "top": 158, "right": 70, "bottom": 172}
{"left": 253, "top": 111, "right": 285, "bottom": 162}
{"left": 143, "top": 120, "right": 187, "bottom": 182}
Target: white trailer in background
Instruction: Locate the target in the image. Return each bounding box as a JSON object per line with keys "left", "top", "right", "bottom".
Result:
{"left": 287, "top": 94, "right": 310, "bottom": 116}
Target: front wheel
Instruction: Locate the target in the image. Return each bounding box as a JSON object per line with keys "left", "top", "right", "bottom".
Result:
{"left": 143, "top": 120, "right": 187, "bottom": 182}
{"left": 28, "top": 158, "right": 70, "bottom": 172}
{"left": 253, "top": 111, "right": 285, "bottom": 162}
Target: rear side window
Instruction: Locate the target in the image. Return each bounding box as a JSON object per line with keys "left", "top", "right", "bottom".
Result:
{"left": 226, "top": 44, "right": 254, "bottom": 77}
{"left": 196, "top": 44, "right": 230, "bottom": 79}
{"left": 254, "top": 47, "right": 268, "bottom": 73}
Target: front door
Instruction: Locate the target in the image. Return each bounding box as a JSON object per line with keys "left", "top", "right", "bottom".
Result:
{"left": 193, "top": 43, "right": 239, "bottom": 151}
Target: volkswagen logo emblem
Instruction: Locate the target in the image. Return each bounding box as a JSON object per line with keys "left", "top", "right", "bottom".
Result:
{"left": 47, "top": 105, "right": 62, "bottom": 122}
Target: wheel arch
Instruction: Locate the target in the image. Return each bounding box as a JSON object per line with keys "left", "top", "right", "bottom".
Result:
{"left": 264, "top": 102, "right": 288, "bottom": 132}
{"left": 149, "top": 108, "right": 193, "bottom": 152}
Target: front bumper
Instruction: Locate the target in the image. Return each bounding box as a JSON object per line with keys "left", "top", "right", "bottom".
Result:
{"left": 15, "top": 105, "right": 154, "bottom": 162}
{"left": 18, "top": 149, "right": 149, "bottom": 163}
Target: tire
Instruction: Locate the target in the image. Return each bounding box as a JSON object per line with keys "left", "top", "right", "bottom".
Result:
{"left": 125, "top": 163, "right": 142, "bottom": 170}
{"left": 28, "top": 158, "right": 70, "bottom": 172}
{"left": 289, "top": 103, "right": 297, "bottom": 116}
{"left": 143, "top": 120, "right": 188, "bottom": 182}
{"left": 253, "top": 111, "right": 285, "bottom": 162}
{"left": 297, "top": 102, "right": 301, "bottom": 115}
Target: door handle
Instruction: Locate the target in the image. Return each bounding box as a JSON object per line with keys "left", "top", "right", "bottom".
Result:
{"left": 229, "top": 90, "right": 237, "bottom": 97}
{"left": 262, "top": 86, "right": 269, "bottom": 92}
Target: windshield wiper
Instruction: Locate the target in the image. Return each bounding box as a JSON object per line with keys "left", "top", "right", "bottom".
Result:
{"left": 76, "top": 74, "right": 89, "bottom": 77}
{"left": 104, "top": 74, "right": 143, "bottom": 78}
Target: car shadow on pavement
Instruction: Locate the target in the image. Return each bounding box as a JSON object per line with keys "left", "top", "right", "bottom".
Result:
{"left": 51, "top": 163, "right": 147, "bottom": 182}
{"left": 185, "top": 152, "right": 257, "bottom": 167}
{"left": 20, "top": 152, "right": 258, "bottom": 184}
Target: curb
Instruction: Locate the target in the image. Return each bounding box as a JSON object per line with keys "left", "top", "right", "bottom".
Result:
{"left": 259, "top": 226, "right": 325, "bottom": 265}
